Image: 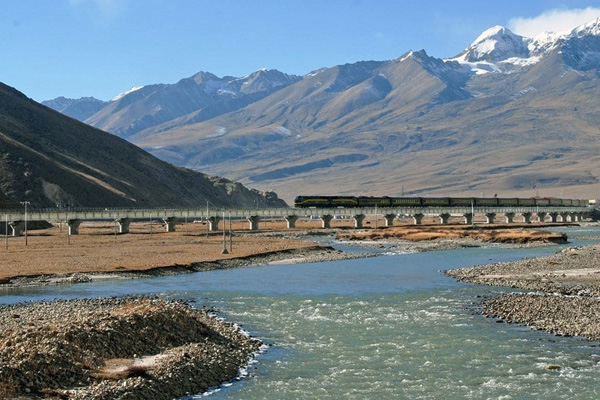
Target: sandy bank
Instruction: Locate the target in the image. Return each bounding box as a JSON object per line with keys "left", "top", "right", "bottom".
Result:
{"left": 0, "top": 297, "right": 261, "bottom": 399}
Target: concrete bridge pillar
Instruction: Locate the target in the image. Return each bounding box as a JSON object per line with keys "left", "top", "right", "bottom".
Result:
{"left": 485, "top": 213, "right": 496, "bottom": 224}
{"left": 208, "top": 216, "right": 222, "bottom": 232}
{"left": 535, "top": 212, "right": 546, "bottom": 223}
{"left": 320, "top": 215, "right": 333, "bottom": 229}
{"left": 412, "top": 213, "right": 424, "bottom": 225}
{"left": 504, "top": 212, "right": 515, "bottom": 224}
{"left": 68, "top": 219, "right": 83, "bottom": 235}
{"left": 247, "top": 216, "right": 260, "bottom": 231}
{"left": 285, "top": 215, "right": 298, "bottom": 229}
{"left": 559, "top": 212, "right": 569, "bottom": 222}
{"left": 163, "top": 217, "right": 178, "bottom": 232}
{"left": 353, "top": 214, "right": 365, "bottom": 228}
{"left": 549, "top": 212, "right": 559, "bottom": 223}
{"left": 439, "top": 213, "right": 451, "bottom": 224}
{"left": 384, "top": 214, "right": 396, "bottom": 227}
{"left": 117, "top": 218, "right": 131, "bottom": 234}
{"left": 463, "top": 213, "right": 473, "bottom": 225}
{"left": 9, "top": 221, "right": 24, "bottom": 236}
{"left": 570, "top": 213, "right": 579, "bottom": 222}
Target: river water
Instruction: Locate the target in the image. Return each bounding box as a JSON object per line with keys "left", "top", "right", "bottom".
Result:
{"left": 1, "top": 227, "right": 600, "bottom": 399}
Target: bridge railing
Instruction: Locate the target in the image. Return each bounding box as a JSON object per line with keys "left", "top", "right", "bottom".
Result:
{"left": 0, "top": 205, "right": 591, "bottom": 223}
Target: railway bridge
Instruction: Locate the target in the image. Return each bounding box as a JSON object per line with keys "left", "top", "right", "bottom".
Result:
{"left": 1, "top": 204, "right": 592, "bottom": 236}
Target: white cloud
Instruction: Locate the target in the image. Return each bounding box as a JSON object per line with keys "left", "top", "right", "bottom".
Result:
{"left": 508, "top": 7, "right": 600, "bottom": 37}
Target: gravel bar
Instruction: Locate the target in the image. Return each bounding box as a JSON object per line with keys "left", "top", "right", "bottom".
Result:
{"left": 0, "top": 297, "right": 261, "bottom": 399}
{"left": 446, "top": 244, "right": 600, "bottom": 342}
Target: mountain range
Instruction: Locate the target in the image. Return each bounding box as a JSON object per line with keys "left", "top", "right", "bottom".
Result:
{"left": 44, "top": 18, "right": 600, "bottom": 202}
{"left": 0, "top": 82, "right": 286, "bottom": 209}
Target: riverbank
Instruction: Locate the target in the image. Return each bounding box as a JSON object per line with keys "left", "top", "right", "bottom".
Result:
{"left": 447, "top": 243, "right": 600, "bottom": 342}
{"left": 0, "top": 222, "right": 377, "bottom": 289}
{"left": 0, "top": 245, "right": 373, "bottom": 289}
{"left": 0, "top": 297, "right": 261, "bottom": 399}
{"left": 0, "top": 222, "right": 577, "bottom": 289}
{"left": 337, "top": 223, "right": 569, "bottom": 244}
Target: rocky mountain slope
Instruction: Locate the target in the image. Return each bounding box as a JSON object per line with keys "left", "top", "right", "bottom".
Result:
{"left": 45, "top": 19, "right": 600, "bottom": 202}
{"left": 51, "top": 69, "right": 301, "bottom": 140}
{"left": 0, "top": 82, "right": 286, "bottom": 209}
{"left": 41, "top": 96, "right": 108, "bottom": 122}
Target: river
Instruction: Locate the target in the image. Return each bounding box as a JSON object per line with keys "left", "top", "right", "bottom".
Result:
{"left": 1, "top": 227, "right": 600, "bottom": 399}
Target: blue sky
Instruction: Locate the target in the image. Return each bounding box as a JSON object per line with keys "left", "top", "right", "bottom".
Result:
{"left": 2, "top": 0, "right": 600, "bottom": 102}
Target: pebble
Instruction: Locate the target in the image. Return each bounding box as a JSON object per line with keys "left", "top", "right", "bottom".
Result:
{"left": 0, "top": 297, "right": 261, "bottom": 399}
{"left": 446, "top": 244, "right": 600, "bottom": 341}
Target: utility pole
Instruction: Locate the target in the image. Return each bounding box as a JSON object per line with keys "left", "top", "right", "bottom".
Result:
{"left": 20, "top": 201, "right": 30, "bottom": 246}
{"left": 229, "top": 211, "right": 233, "bottom": 253}
{"left": 4, "top": 214, "right": 8, "bottom": 250}
{"left": 206, "top": 201, "right": 209, "bottom": 238}
{"left": 221, "top": 211, "right": 228, "bottom": 254}
{"left": 66, "top": 209, "right": 70, "bottom": 245}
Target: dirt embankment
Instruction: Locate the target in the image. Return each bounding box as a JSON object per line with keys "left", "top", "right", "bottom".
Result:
{"left": 0, "top": 297, "right": 261, "bottom": 400}
{"left": 337, "top": 224, "right": 568, "bottom": 244}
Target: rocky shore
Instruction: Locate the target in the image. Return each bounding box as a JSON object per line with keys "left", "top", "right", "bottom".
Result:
{"left": 0, "top": 297, "right": 261, "bottom": 399}
{"left": 447, "top": 245, "right": 600, "bottom": 296}
{"left": 482, "top": 293, "right": 600, "bottom": 340}
{"left": 447, "top": 244, "right": 600, "bottom": 342}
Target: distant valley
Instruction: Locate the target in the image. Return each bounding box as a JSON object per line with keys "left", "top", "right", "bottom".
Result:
{"left": 44, "top": 19, "right": 600, "bottom": 202}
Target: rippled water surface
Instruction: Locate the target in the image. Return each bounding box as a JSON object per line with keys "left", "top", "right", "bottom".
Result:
{"left": 2, "top": 227, "right": 600, "bottom": 399}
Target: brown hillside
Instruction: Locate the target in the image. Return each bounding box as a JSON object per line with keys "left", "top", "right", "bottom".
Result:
{"left": 0, "top": 83, "right": 286, "bottom": 208}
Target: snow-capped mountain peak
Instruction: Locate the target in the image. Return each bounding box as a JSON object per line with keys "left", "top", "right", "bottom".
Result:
{"left": 453, "top": 25, "right": 529, "bottom": 63}
{"left": 448, "top": 17, "right": 600, "bottom": 75}
{"left": 570, "top": 17, "right": 600, "bottom": 38}
{"left": 528, "top": 30, "right": 563, "bottom": 55}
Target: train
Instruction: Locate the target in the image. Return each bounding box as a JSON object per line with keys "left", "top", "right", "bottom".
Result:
{"left": 293, "top": 195, "right": 590, "bottom": 208}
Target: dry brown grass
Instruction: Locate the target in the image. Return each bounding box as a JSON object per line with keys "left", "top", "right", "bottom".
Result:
{"left": 0, "top": 220, "right": 324, "bottom": 281}
{"left": 338, "top": 224, "right": 568, "bottom": 243}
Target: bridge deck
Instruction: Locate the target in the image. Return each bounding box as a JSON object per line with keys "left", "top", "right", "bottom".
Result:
{"left": 0, "top": 206, "right": 591, "bottom": 223}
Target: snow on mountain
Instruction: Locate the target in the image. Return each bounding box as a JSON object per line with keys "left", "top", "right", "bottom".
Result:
{"left": 528, "top": 31, "right": 564, "bottom": 56}
{"left": 559, "top": 18, "right": 600, "bottom": 71}
{"left": 111, "top": 86, "right": 145, "bottom": 101}
{"left": 449, "top": 18, "right": 600, "bottom": 75}
{"left": 453, "top": 26, "right": 529, "bottom": 63}
{"left": 571, "top": 17, "right": 600, "bottom": 38}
